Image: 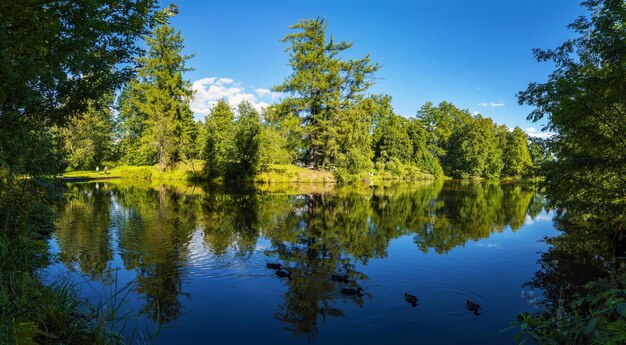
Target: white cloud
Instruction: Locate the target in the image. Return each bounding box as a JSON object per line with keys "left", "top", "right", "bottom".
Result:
{"left": 191, "top": 77, "right": 274, "bottom": 117}
{"left": 475, "top": 242, "right": 502, "bottom": 248}
{"left": 255, "top": 88, "right": 280, "bottom": 99}
{"left": 255, "top": 88, "right": 271, "bottom": 96}
{"left": 478, "top": 101, "right": 505, "bottom": 107}
{"left": 525, "top": 127, "right": 556, "bottom": 139}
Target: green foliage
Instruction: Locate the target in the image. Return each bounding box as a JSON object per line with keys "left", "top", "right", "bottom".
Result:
{"left": 518, "top": 0, "right": 626, "bottom": 225}
{"left": 258, "top": 124, "right": 292, "bottom": 171}
{"left": 514, "top": 1, "right": 626, "bottom": 343}
{"left": 263, "top": 103, "right": 305, "bottom": 164}
{"left": 528, "top": 137, "right": 552, "bottom": 167}
{"left": 445, "top": 116, "right": 503, "bottom": 179}
{"left": 374, "top": 112, "right": 413, "bottom": 164}
{"left": 0, "top": 1, "right": 160, "bottom": 342}
{"left": 232, "top": 101, "right": 262, "bottom": 176}
{"left": 514, "top": 273, "right": 626, "bottom": 345}
{"left": 126, "top": 23, "right": 195, "bottom": 171}
{"left": 273, "top": 17, "right": 380, "bottom": 170}
{"left": 416, "top": 101, "right": 472, "bottom": 159}
{"left": 57, "top": 97, "right": 117, "bottom": 170}
{"left": 117, "top": 82, "right": 151, "bottom": 165}
{"left": 333, "top": 101, "right": 375, "bottom": 174}
{"left": 503, "top": 127, "right": 533, "bottom": 177}
{"left": 203, "top": 100, "right": 235, "bottom": 178}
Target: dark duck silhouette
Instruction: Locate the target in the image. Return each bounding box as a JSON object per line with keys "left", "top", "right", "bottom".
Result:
{"left": 331, "top": 274, "right": 351, "bottom": 283}
{"left": 465, "top": 299, "right": 482, "bottom": 315}
{"left": 275, "top": 269, "right": 292, "bottom": 280}
{"left": 340, "top": 287, "right": 364, "bottom": 297}
{"left": 404, "top": 292, "right": 419, "bottom": 307}
{"left": 266, "top": 263, "right": 281, "bottom": 270}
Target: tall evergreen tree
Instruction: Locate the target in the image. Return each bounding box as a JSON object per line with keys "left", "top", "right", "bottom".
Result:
{"left": 273, "top": 18, "right": 380, "bottom": 170}
{"left": 129, "top": 23, "right": 194, "bottom": 170}
{"left": 117, "top": 81, "right": 151, "bottom": 165}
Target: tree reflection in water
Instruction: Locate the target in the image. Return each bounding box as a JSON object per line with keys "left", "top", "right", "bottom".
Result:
{"left": 54, "top": 180, "right": 544, "bottom": 337}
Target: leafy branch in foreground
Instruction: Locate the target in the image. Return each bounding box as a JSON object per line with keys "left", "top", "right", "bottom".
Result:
{"left": 510, "top": 273, "right": 626, "bottom": 345}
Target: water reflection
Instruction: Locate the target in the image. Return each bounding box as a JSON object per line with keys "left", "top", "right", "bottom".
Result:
{"left": 54, "top": 180, "right": 545, "bottom": 340}
{"left": 523, "top": 219, "right": 614, "bottom": 308}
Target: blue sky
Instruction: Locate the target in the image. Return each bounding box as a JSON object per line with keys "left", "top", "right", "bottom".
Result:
{"left": 170, "top": 0, "right": 585, "bottom": 137}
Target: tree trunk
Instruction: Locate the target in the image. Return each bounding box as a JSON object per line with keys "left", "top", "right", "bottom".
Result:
{"left": 159, "top": 142, "right": 166, "bottom": 171}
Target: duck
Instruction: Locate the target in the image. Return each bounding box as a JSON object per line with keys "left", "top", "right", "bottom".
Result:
{"left": 276, "top": 269, "right": 292, "bottom": 280}
{"left": 266, "top": 262, "right": 282, "bottom": 270}
{"left": 340, "top": 287, "right": 364, "bottom": 297}
{"left": 331, "top": 273, "right": 351, "bottom": 283}
{"left": 404, "top": 292, "right": 419, "bottom": 307}
{"left": 465, "top": 299, "right": 482, "bottom": 315}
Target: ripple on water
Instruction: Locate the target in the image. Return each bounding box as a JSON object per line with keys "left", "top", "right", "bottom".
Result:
{"left": 185, "top": 229, "right": 278, "bottom": 280}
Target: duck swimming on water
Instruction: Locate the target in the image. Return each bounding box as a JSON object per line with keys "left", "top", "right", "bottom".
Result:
{"left": 276, "top": 269, "right": 292, "bottom": 280}
{"left": 340, "top": 287, "right": 364, "bottom": 297}
{"left": 465, "top": 299, "right": 482, "bottom": 315}
{"left": 404, "top": 292, "right": 419, "bottom": 307}
{"left": 266, "top": 263, "right": 281, "bottom": 270}
{"left": 331, "top": 274, "right": 351, "bottom": 283}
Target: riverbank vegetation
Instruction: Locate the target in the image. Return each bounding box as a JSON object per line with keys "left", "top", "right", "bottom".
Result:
{"left": 2, "top": 0, "right": 624, "bottom": 344}
{"left": 56, "top": 17, "right": 546, "bottom": 184}
{"left": 0, "top": 1, "right": 165, "bottom": 343}
{"left": 512, "top": 0, "right": 626, "bottom": 342}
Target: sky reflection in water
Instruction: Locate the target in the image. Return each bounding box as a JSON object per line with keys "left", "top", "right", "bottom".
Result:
{"left": 45, "top": 180, "right": 557, "bottom": 344}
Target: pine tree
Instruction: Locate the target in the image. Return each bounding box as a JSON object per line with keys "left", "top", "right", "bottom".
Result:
{"left": 130, "top": 23, "right": 194, "bottom": 171}
{"left": 117, "top": 82, "right": 151, "bottom": 165}
{"left": 273, "top": 18, "right": 380, "bottom": 170}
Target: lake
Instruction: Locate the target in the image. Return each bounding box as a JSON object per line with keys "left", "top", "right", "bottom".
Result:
{"left": 44, "top": 180, "right": 557, "bottom": 344}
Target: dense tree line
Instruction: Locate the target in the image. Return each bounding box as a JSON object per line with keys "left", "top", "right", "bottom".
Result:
{"left": 57, "top": 18, "right": 543, "bottom": 180}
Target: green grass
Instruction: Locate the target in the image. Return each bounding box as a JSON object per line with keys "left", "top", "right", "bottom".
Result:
{"left": 62, "top": 161, "right": 441, "bottom": 185}
{"left": 62, "top": 160, "right": 204, "bottom": 182}
{"left": 254, "top": 164, "right": 336, "bottom": 183}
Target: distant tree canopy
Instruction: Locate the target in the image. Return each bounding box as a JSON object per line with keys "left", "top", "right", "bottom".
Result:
{"left": 57, "top": 96, "right": 117, "bottom": 170}
{"left": 53, "top": 15, "right": 538, "bottom": 181}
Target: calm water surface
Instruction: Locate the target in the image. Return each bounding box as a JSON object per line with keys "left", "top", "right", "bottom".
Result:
{"left": 45, "top": 180, "right": 557, "bottom": 344}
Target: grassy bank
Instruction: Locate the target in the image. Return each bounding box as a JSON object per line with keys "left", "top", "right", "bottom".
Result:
{"left": 62, "top": 160, "right": 203, "bottom": 182}
{"left": 62, "top": 162, "right": 439, "bottom": 184}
